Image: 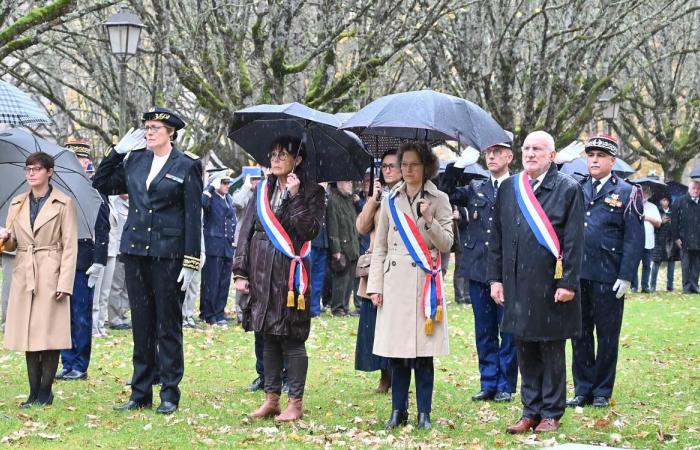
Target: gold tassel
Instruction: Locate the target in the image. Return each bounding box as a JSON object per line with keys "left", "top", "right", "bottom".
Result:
{"left": 425, "top": 318, "right": 434, "bottom": 336}
{"left": 287, "top": 290, "right": 295, "bottom": 307}
{"left": 297, "top": 293, "right": 306, "bottom": 311}
{"left": 435, "top": 305, "right": 443, "bottom": 322}
{"left": 554, "top": 259, "right": 563, "bottom": 279}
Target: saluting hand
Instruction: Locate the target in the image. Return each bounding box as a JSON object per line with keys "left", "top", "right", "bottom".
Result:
{"left": 287, "top": 173, "right": 301, "bottom": 197}
{"left": 417, "top": 198, "right": 433, "bottom": 224}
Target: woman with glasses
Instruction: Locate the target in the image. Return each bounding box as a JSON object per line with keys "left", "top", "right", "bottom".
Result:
{"left": 1, "top": 152, "right": 78, "bottom": 407}
{"left": 92, "top": 107, "right": 203, "bottom": 415}
{"left": 354, "top": 149, "right": 401, "bottom": 393}
{"left": 233, "top": 136, "right": 325, "bottom": 422}
{"left": 366, "top": 142, "right": 453, "bottom": 430}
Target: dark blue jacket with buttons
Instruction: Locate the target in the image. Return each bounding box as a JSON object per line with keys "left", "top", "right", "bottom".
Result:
{"left": 92, "top": 146, "right": 203, "bottom": 260}
{"left": 202, "top": 188, "right": 236, "bottom": 258}
{"left": 441, "top": 165, "right": 499, "bottom": 283}
{"left": 579, "top": 175, "right": 644, "bottom": 284}
{"left": 76, "top": 193, "right": 110, "bottom": 271}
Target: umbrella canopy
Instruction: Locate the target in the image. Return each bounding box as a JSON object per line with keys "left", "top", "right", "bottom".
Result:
{"left": 666, "top": 180, "right": 688, "bottom": 202}
{"left": 690, "top": 165, "right": 700, "bottom": 179}
{"left": 340, "top": 89, "right": 509, "bottom": 151}
{"left": 0, "top": 128, "right": 103, "bottom": 239}
{"left": 0, "top": 80, "right": 51, "bottom": 126}
{"left": 633, "top": 175, "right": 667, "bottom": 199}
{"left": 229, "top": 103, "right": 372, "bottom": 183}
{"left": 560, "top": 156, "right": 635, "bottom": 178}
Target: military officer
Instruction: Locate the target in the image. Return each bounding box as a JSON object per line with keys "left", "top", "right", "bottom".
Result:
{"left": 441, "top": 135, "right": 518, "bottom": 403}
{"left": 567, "top": 134, "right": 644, "bottom": 409}
{"left": 200, "top": 174, "right": 236, "bottom": 325}
{"left": 56, "top": 139, "right": 110, "bottom": 381}
{"left": 92, "top": 107, "right": 203, "bottom": 414}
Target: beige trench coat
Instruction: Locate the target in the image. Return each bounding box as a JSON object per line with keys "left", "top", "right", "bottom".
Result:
{"left": 3, "top": 188, "right": 77, "bottom": 352}
{"left": 366, "top": 180, "right": 453, "bottom": 358}
{"left": 355, "top": 194, "right": 382, "bottom": 299}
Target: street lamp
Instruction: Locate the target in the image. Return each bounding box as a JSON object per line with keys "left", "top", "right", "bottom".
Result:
{"left": 103, "top": 4, "right": 144, "bottom": 136}
{"left": 597, "top": 86, "right": 620, "bottom": 134}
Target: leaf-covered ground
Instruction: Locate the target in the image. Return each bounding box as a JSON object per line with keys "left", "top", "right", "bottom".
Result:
{"left": 0, "top": 270, "right": 699, "bottom": 449}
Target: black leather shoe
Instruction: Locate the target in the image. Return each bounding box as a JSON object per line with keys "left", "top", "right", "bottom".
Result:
{"left": 156, "top": 401, "right": 178, "bottom": 414}
{"left": 494, "top": 392, "right": 512, "bottom": 402}
{"left": 247, "top": 377, "right": 264, "bottom": 392}
{"left": 417, "top": 412, "right": 431, "bottom": 430}
{"left": 566, "top": 395, "right": 591, "bottom": 408}
{"left": 113, "top": 400, "right": 152, "bottom": 411}
{"left": 471, "top": 390, "right": 495, "bottom": 401}
{"left": 34, "top": 393, "right": 54, "bottom": 407}
{"left": 385, "top": 410, "right": 408, "bottom": 429}
{"left": 63, "top": 370, "right": 87, "bottom": 380}
{"left": 592, "top": 396, "right": 610, "bottom": 407}
{"left": 55, "top": 369, "right": 70, "bottom": 380}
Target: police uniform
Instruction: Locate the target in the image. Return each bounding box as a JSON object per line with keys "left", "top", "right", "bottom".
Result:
{"left": 92, "top": 108, "right": 202, "bottom": 409}
{"left": 442, "top": 163, "right": 518, "bottom": 399}
{"left": 570, "top": 135, "right": 644, "bottom": 406}
{"left": 200, "top": 177, "right": 236, "bottom": 324}
{"left": 58, "top": 140, "right": 110, "bottom": 379}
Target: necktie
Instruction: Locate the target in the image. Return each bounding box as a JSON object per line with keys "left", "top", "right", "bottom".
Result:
{"left": 592, "top": 180, "right": 601, "bottom": 193}
{"left": 493, "top": 179, "right": 499, "bottom": 193}
{"left": 529, "top": 179, "right": 539, "bottom": 190}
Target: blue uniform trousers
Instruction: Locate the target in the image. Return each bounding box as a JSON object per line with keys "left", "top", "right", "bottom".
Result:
{"left": 391, "top": 358, "right": 434, "bottom": 413}
{"left": 470, "top": 280, "right": 518, "bottom": 393}
{"left": 61, "top": 271, "right": 93, "bottom": 373}
{"left": 309, "top": 246, "right": 327, "bottom": 317}
{"left": 200, "top": 255, "right": 233, "bottom": 323}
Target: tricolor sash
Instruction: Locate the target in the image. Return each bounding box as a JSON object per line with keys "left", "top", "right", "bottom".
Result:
{"left": 513, "top": 172, "right": 563, "bottom": 279}
{"left": 256, "top": 178, "right": 311, "bottom": 310}
{"left": 388, "top": 190, "right": 444, "bottom": 336}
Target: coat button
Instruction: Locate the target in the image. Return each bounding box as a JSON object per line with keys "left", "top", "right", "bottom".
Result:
{"left": 393, "top": 226, "right": 397, "bottom": 231}
{"left": 391, "top": 261, "right": 396, "bottom": 266}
{"left": 485, "top": 241, "right": 489, "bottom": 245}
{"left": 488, "top": 217, "right": 492, "bottom": 221}
{"left": 132, "top": 227, "right": 136, "bottom": 231}
{"left": 486, "top": 229, "right": 491, "bottom": 233}
{"left": 590, "top": 202, "right": 594, "bottom": 205}
{"left": 586, "top": 212, "right": 591, "bottom": 216}
{"left": 149, "top": 209, "right": 153, "bottom": 213}
{"left": 612, "top": 247, "right": 616, "bottom": 251}
{"left": 145, "top": 245, "right": 150, "bottom": 250}
{"left": 411, "top": 262, "right": 416, "bottom": 267}
{"left": 131, "top": 244, "right": 135, "bottom": 248}
{"left": 135, "top": 209, "right": 139, "bottom": 213}
{"left": 147, "top": 227, "right": 151, "bottom": 231}
{"left": 584, "top": 222, "right": 588, "bottom": 227}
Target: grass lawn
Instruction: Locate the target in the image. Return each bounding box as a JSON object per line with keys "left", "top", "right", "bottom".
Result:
{"left": 0, "top": 267, "right": 699, "bottom": 449}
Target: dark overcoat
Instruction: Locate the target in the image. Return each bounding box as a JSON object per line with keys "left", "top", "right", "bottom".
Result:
{"left": 487, "top": 164, "right": 584, "bottom": 341}
{"left": 232, "top": 176, "right": 325, "bottom": 342}
{"left": 651, "top": 207, "right": 679, "bottom": 262}
{"left": 672, "top": 194, "right": 700, "bottom": 250}
{"left": 326, "top": 188, "right": 359, "bottom": 262}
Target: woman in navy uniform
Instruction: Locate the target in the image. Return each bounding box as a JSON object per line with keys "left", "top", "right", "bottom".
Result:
{"left": 92, "top": 107, "right": 203, "bottom": 414}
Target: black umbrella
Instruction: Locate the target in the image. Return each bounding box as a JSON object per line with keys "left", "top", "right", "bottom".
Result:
{"left": 0, "top": 128, "right": 103, "bottom": 239}
{"left": 633, "top": 175, "right": 667, "bottom": 198}
{"left": 560, "top": 156, "right": 635, "bottom": 178}
{"left": 690, "top": 165, "right": 700, "bottom": 179}
{"left": 340, "top": 89, "right": 509, "bottom": 151}
{"left": 229, "top": 103, "right": 372, "bottom": 183}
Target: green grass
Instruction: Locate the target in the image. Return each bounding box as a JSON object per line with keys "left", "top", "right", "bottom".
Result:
{"left": 1, "top": 267, "right": 699, "bottom": 449}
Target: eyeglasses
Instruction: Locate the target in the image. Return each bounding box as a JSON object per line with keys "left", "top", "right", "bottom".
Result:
{"left": 24, "top": 166, "right": 45, "bottom": 174}
{"left": 220, "top": 180, "right": 230, "bottom": 184}
{"left": 401, "top": 162, "right": 423, "bottom": 170}
{"left": 143, "top": 125, "right": 166, "bottom": 133}
{"left": 381, "top": 163, "right": 399, "bottom": 171}
{"left": 267, "top": 151, "right": 292, "bottom": 161}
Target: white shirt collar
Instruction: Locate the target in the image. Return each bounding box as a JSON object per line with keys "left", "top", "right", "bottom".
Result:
{"left": 592, "top": 173, "right": 612, "bottom": 188}
{"left": 491, "top": 172, "right": 510, "bottom": 187}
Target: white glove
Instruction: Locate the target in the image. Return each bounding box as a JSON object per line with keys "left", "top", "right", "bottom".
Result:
{"left": 554, "top": 141, "right": 585, "bottom": 164}
{"left": 454, "top": 147, "right": 480, "bottom": 169}
{"left": 243, "top": 175, "right": 252, "bottom": 188}
{"left": 177, "top": 267, "right": 197, "bottom": 292}
{"left": 86, "top": 263, "right": 105, "bottom": 288}
{"left": 612, "top": 279, "right": 631, "bottom": 299}
{"left": 211, "top": 177, "right": 222, "bottom": 190}
{"left": 114, "top": 127, "right": 146, "bottom": 154}
{"left": 199, "top": 252, "right": 206, "bottom": 270}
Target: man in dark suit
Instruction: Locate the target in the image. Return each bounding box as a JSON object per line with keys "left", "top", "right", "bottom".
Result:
{"left": 673, "top": 179, "right": 700, "bottom": 293}
{"left": 488, "top": 131, "right": 584, "bottom": 434}
{"left": 566, "top": 135, "right": 644, "bottom": 409}
{"left": 441, "top": 137, "right": 518, "bottom": 403}
{"left": 200, "top": 175, "right": 236, "bottom": 325}
{"left": 93, "top": 107, "right": 203, "bottom": 414}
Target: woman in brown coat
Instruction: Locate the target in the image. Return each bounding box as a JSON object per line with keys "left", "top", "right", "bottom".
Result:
{"left": 0, "top": 152, "right": 78, "bottom": 407}
{"left": 367, "top": 142, "right": 453, "bottom": 430}
{"left": 233, "top": 136, "right": 325, "bottom": 422}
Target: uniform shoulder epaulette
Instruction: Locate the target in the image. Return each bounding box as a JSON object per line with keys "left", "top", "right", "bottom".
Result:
{"left": 184, "top": 151, "right": 199, "bottom": 160}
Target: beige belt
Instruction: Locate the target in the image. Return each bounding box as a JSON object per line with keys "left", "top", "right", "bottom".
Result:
{"left": 16, "top": 244, "right": 62, "bottom": 294}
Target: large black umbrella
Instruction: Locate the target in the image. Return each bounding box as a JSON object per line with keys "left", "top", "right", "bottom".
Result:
{"left": 340, "top": 89, "right": 509, "bottom": 151}
{"left": 633, "top": 175, "right": 667, "bottom": 200}
{"left": 0, "top": 128, "right": 102, "bottom": 239}
{"left": 560, "top": 156, "right": 635, "bottom": 178}
{"left": 229, "top": 103, "right": 372, "bottom": 183}
{"left": 690, "top": 165, "right": 700, "bottom": 179}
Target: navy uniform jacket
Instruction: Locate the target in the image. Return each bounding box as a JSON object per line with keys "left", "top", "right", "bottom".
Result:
{"left": 441, "top": 164, "right": 499, "bottom": 283}
{"left": 580, "top": 175, "right": 644, "bottom": 284}
{"left": 92, "top": 146, "right": 203, "bottom": 264}
{"left": 76, "top": 193, "right": 110, "bottom": 271}
{"left": 202, "top": 189, "right": 236, "bottom": 258}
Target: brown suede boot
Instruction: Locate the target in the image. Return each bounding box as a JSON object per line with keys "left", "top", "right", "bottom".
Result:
{"left": 250, "top": 392, "right": 281, "bottom": 418}
{"left": 375, "top": 369, "right": 391, "bottom": 394}
{"left": 275, "top": 397, "right": 303, "bottom": 422}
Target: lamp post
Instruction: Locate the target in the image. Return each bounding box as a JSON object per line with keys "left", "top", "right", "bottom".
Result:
{"left": 597, "top": 86, "right": 620, "bottom": 135}
{"left": 103, "top": 4, "right": 144, "bottom": 136}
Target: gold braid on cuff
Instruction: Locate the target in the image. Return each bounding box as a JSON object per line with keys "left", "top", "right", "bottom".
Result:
{"left": 182, "top": 255, "right": 200, "bottom": 270}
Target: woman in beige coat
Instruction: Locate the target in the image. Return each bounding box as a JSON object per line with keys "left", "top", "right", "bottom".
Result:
{"left": 0, "top": 152, "right": 77, "bottom": 408}
{"left": 367, "top": 142, "right": 453, "bottom": 430}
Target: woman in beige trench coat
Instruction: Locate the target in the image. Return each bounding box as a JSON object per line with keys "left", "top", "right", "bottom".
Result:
{"left": 367, "top": 142, "right": 453, "bottom": 430}
{"left": 0, "top": 152, "right": 77, "bottom": 408}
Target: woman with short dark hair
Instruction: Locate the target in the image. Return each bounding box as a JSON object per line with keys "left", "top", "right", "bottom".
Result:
{"left": 366, "top": 142, "right": 453, "bottom": 430}
{"left": 1, "top": 152, "right": 78, "bottom": 408}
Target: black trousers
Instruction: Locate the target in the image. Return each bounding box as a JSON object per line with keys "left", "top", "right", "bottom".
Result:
{"left": 391, "top": 357, "right": 434, "bottom": 413}
{"left": 123, "top": 255, "right": 185, "bottom": 405}
{"left": 330, "top": 260, "right": 355, "bottom": 315}
{"left": 516, "top": 339, "right": 566, "bottom": 421}
{"left": 263, "top": 334, "right": 307, "bottom": 398}
{"left": 200, "top": 255, "right": 233, "bottom": 323}
{"left": 572, "top": 279, "right": 624, "bottom": 399}
{"left": 681, "top": 249, "right": 700, "bottom": 293}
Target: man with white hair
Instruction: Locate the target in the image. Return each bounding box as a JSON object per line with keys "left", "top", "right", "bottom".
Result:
{"left": 673, "top": 179, "right": 700, "bottom": 293}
